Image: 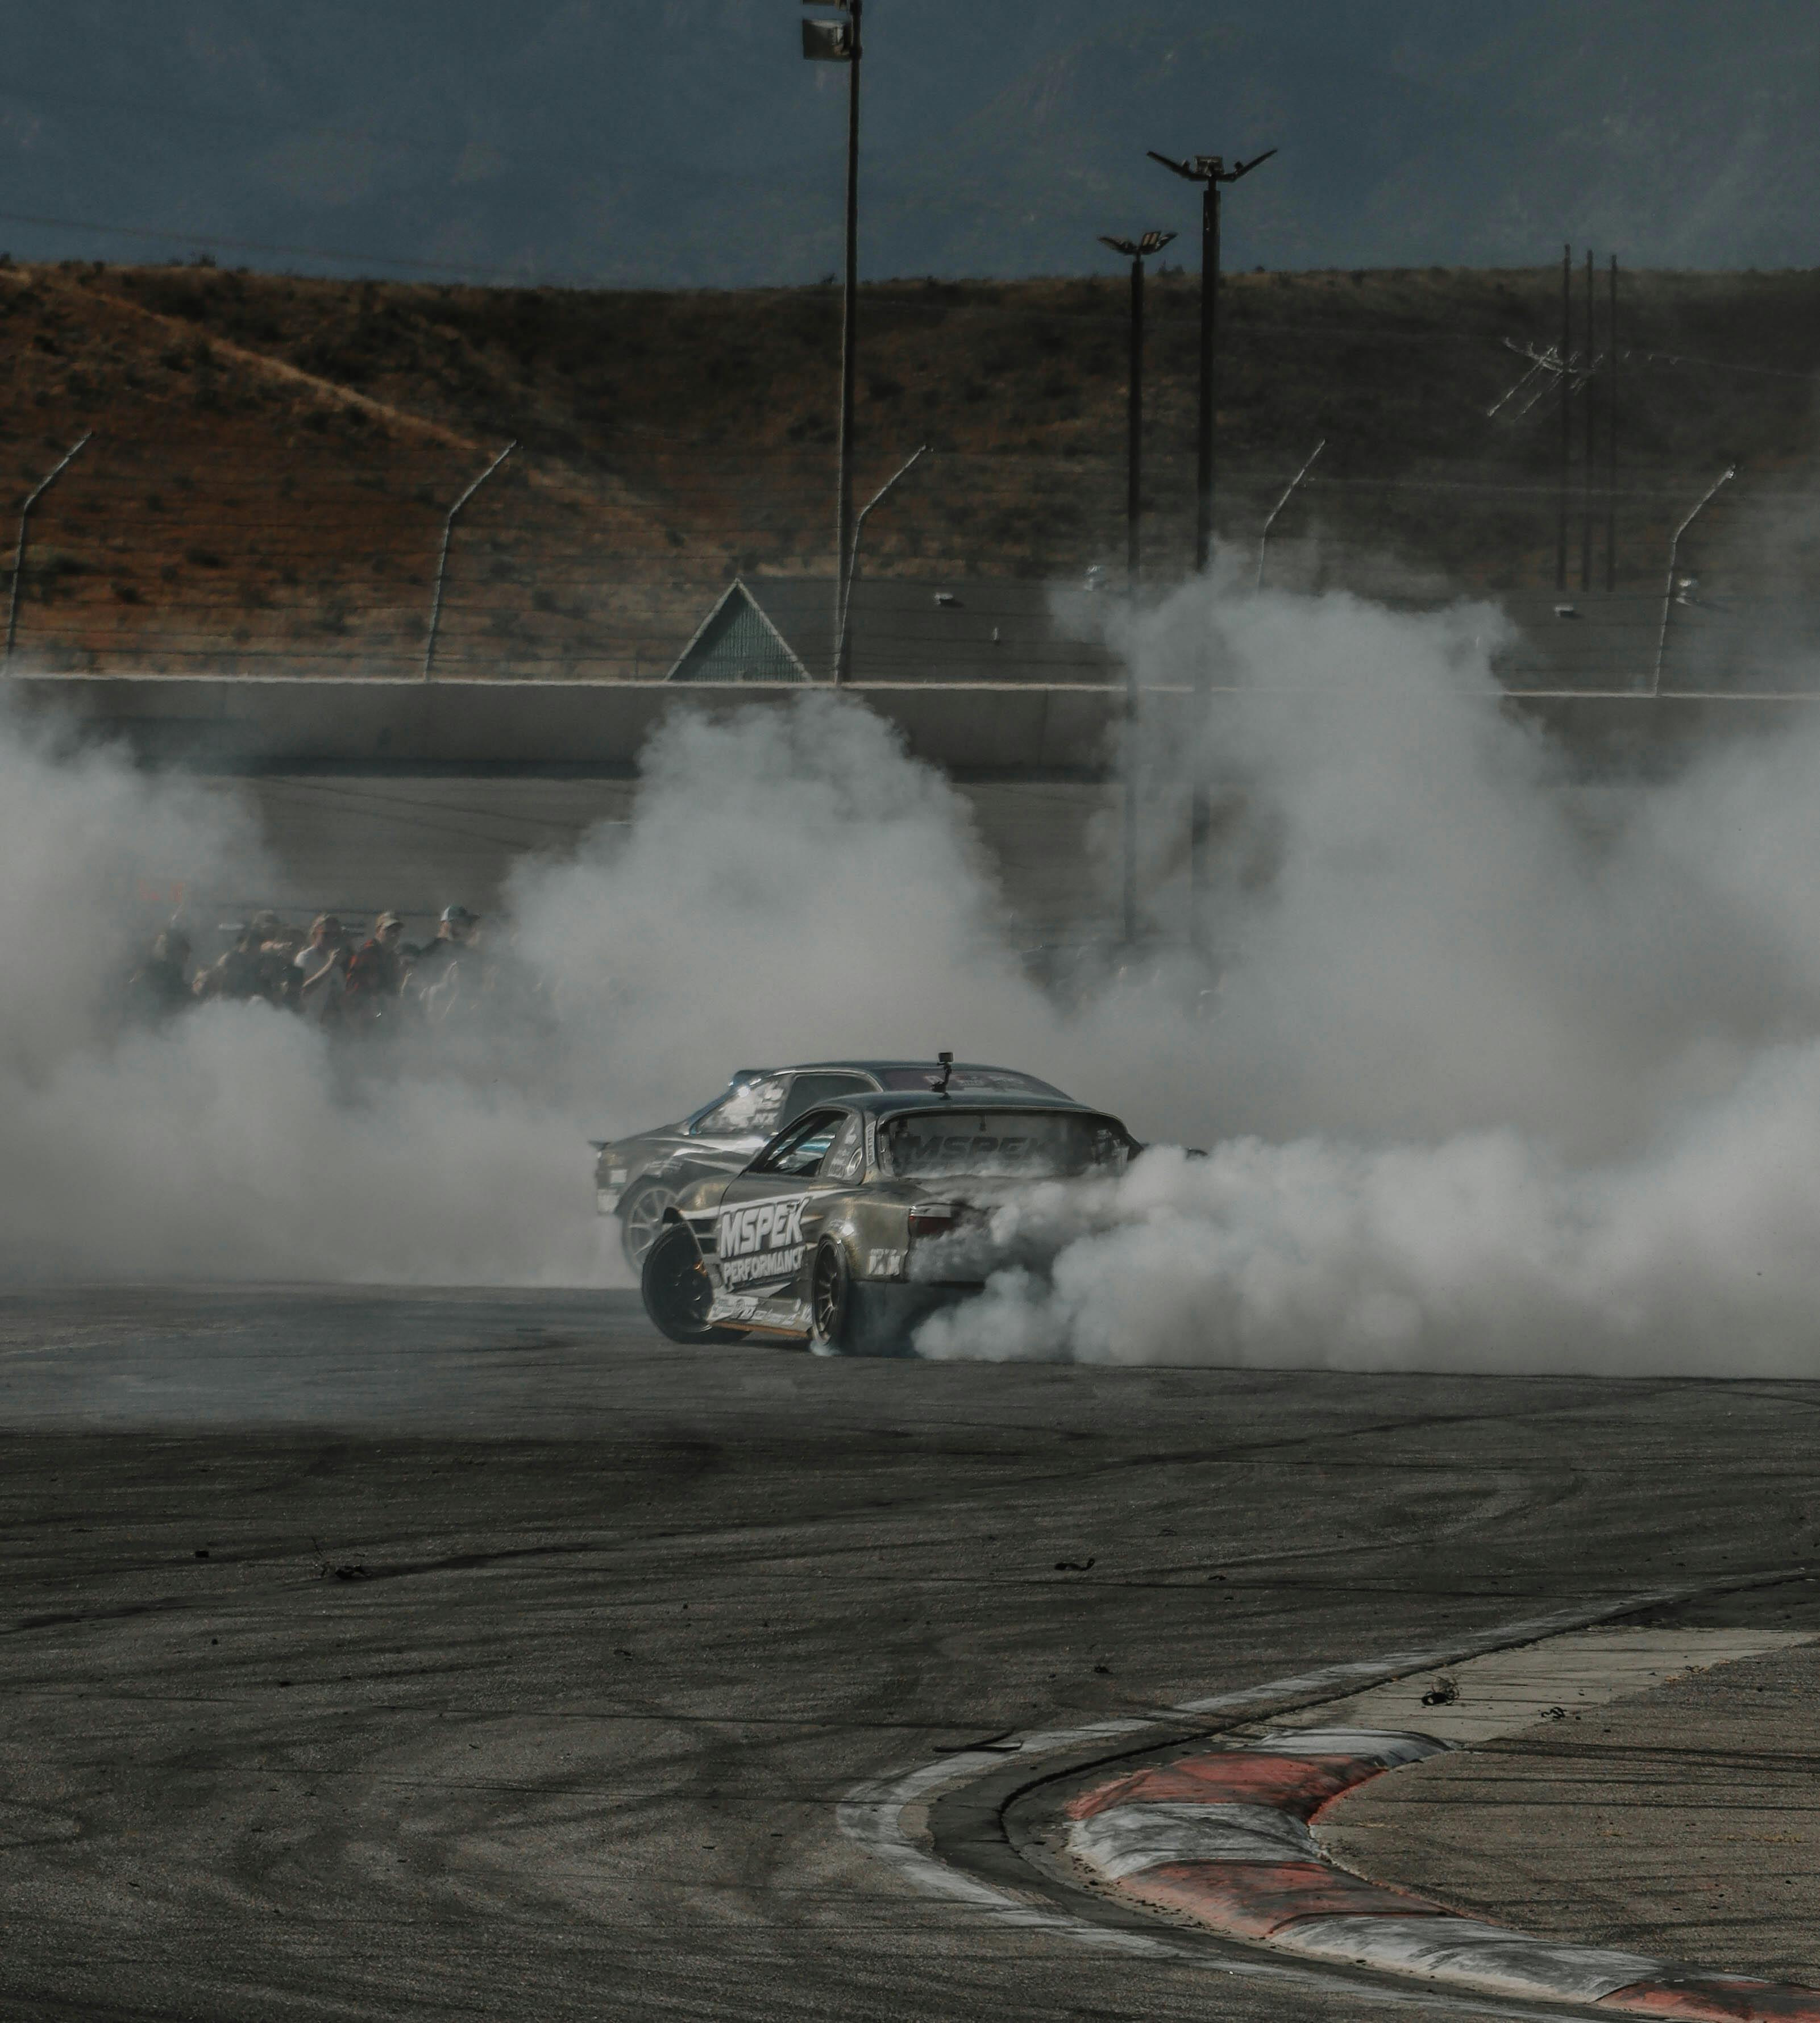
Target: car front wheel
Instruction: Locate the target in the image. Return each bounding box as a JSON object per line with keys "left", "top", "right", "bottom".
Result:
{"left": 620, "top": 1181, "right": 679, "bottom": 1271}
{"left": 641, "top": 1223, "right": 747, "bottom": 1345}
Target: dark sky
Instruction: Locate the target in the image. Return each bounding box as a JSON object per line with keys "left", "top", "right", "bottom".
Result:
{"left": 4, "top": 2, "right": 1817, "bottom": 284}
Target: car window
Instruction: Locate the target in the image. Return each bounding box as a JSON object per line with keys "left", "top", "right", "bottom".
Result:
{"left": 693, "top": 1074, "right": 787, "bottom": 1137}
{"left": 749, "top": 1108, "right": 845, "bottom": 1178}
{"left": 878, "top": 1110, "right": 1132, "bottom": 1179}
{"left": 780, "top": 1071, "right": 875, "bottom": 1124}
{"left": 822, "top": 1111, "right": 866, "bottom": 1184}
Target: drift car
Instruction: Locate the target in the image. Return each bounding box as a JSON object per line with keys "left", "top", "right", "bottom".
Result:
{"left": 638, "top": 1088, "right": 1138, "bottom": 1354}
{"left": 592, "top": 1058, "right": 1069, "bottom": 1268}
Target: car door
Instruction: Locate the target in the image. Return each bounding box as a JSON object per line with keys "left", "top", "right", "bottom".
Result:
{"left": 712, "top": 1107, "right": 850, "bottom": 1301}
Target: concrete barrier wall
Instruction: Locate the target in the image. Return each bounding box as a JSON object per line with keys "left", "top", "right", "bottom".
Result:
{"left": 10, "top": 674, "right": 1818, "bottom": 775}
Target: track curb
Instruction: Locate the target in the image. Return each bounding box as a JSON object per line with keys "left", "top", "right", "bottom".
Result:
{"left": 838, "top": 1569, "right": 1816, "bottom": 2019}
{"left": 1062, "top": 1722, "right": 1820, "bottom": 2018}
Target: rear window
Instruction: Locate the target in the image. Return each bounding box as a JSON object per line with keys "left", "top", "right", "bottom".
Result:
{"left": 876, "top": 1066, "right": 1066, "bottom": 1098}
{"left": 878, "top": 1110, "right": 1129, "bottom": 1181}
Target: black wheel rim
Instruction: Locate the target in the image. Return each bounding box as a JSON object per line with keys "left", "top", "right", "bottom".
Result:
{"left": 812, "top": 1247, "right": 842, "bottom": 1339}
{"left": 657, "top": 1232, "right": 712, "bottom": 1327}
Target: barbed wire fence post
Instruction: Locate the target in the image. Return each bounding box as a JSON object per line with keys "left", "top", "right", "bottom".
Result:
{"left": 6, "top": 431, "right": 93, "bottom": 668}
{"left": 1653, "top": 464, "right": 1735, "bottom": 696}
{"left": 1256, "top": 438, "right": 1326, "bottom": 590}
{"left": 422, "top": 441, "right": 515, "bottom": 682}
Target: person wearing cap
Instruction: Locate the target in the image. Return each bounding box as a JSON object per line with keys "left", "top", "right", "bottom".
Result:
{"left": 343, "top": 911, "right": 410, "bottom": 1031}
{"left": 406, "top": 904, "right": 478, "bottom": 987}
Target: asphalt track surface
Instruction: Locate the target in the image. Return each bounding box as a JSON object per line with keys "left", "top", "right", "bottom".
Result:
{"left": 6, "top": 1286, "right": 1820, "bottom": 2023}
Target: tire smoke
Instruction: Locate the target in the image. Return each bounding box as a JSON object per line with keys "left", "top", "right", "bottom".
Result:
{"left": 7, "top": 564, "right": 1820, "bottom": 1381}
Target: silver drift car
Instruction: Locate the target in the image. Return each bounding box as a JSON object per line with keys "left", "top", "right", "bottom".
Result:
{"left": 638, "top": 1088, "right": 1138, "bottom": 1355}
{"left": 592, "top": 1058, "right": 1069, "bottom": 1268}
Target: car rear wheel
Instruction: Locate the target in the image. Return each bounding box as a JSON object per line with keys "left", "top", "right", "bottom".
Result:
{"left": 641, "top": 1223, "right": 746, "bottom": 1345}
{"left": 809, "top": 1239, "right": 855, "bottom": 1356}
{"left": 620, "top": 1181, "right": 679, "bottom": 1271}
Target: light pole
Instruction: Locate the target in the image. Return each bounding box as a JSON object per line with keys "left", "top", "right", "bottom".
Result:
{"left": 1098, "top": 230, "right": 1174, "bottom": 596}
{"left": 1147, "top": 147, "right": 1275, "bottom": 572}
{"left": 803, "top": 0, "right": 862, "bottom": 680}
{"left": 1098, "top": 229, "right": 1174, "bottom": 945}
{"left": 1148, "top": 143, "right": 1274, "bottom": 938}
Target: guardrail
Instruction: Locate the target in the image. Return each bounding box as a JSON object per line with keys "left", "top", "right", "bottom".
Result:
{"left": 11, "top": 672, "right": 1820, "bottom": 776}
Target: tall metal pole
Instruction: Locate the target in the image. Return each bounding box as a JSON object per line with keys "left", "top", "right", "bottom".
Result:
{"left": 1196, "top": 178, "right": 1219, "bottom": 573}
{"left": 1147, "top": 147, "right": 1274, "bottom": 941}
{"left": 833, "top": 0, "right": 863, "bottom": 683}
{"left": 423, "top": 441, "right": 516, "bottom": 682}
{"left": 6, "top": 431, "right": 92, "bottom": 667}
{"left": 1128, "top": 251, "right": 1145, "bottom": 591}
{"left": 1099, "top": 229, "right": 1173, "bottom": 948}
{"left": 1607, "top": 254, "right": 1619, "bottom": 592}
{"left": 1557, "top": 243, "right": 1570, "bottom": 591}
{"left": 1581, "top": 248, "right": 1595, "bottom": 592}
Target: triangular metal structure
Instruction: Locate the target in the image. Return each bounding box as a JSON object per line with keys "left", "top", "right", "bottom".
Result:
{"left": 666, "top": 578, "right": 813, "bottom": 684}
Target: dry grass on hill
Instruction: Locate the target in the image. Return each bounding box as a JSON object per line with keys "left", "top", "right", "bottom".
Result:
{"left": 0, "top": 258, "right": 1814, "bottom": 677}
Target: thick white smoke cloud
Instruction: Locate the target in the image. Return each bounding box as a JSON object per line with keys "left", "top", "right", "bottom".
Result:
{"left": 7, "top": 561, "right": 1820, "bottom": 1382}
{"left": 919, "top": 567, "right": 1820, "bottom": 1371}
{"left": 0, "top": 711, "right": 591, "bottom": 1283}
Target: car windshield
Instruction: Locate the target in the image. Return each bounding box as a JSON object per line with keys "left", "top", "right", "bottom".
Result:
{"left": 878, "top": 1110, "right": 1129, "bottom": 1181}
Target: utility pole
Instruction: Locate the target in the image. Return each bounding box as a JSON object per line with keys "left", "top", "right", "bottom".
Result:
{"left": 1557, "top": 243, "right": 1570, "bottom": 592}
{"left": 1607, "top": 254, "right": 1619, "bottom": 592}
{"left": 1148, "top": 147, "right": 1275, "bottom": 572}
{"left": 803, "top": 0, "right": 862, "bottom": 681}
{"left": 1098, "top": 229, "right": 1174, "bottom": 946}
{"left": 1148, "top": 144, "right": 1274, "bottom": 937}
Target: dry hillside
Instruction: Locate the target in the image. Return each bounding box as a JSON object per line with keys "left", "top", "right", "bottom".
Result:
{"left": 0, "top": 258, "right": 1814, "bottom": 678}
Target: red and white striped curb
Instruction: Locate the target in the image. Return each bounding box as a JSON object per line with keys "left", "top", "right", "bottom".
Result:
{"left": 1066, "top": 1724, "right": 1820, "bottom": 2020}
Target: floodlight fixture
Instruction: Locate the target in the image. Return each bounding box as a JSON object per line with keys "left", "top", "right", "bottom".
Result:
{"left": 1146, "top": 148, "right": 1277, "bottom": 185}
{"left": 801, "top": 17, "right": 853, "bottom": 59}
{"left": 1098, "top": 229, "right": 1175, "bottom": 260}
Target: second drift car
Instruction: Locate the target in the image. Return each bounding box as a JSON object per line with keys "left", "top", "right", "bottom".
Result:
{"left": 638, "top": 1088, "right": 1138, "bottom": 1355}
{"left": 592, "top": 1058, "right": 1069, "bottom": 1268}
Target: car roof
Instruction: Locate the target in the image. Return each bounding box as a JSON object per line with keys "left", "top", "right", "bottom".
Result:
{"left": 833, "top": 1090, "right": 1114, "bottom": 1121}
{"left": 732, "top": 1060, "right": 1050, "bottom": 1078}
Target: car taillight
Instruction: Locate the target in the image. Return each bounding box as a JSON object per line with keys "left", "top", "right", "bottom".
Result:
{"left": 908, "top": 1202, "right": 957, "bottom": 1240}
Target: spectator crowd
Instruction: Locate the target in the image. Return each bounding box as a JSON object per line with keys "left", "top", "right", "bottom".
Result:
{"left": 122, "top": 903, "right": 541, "bottom": 1035}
